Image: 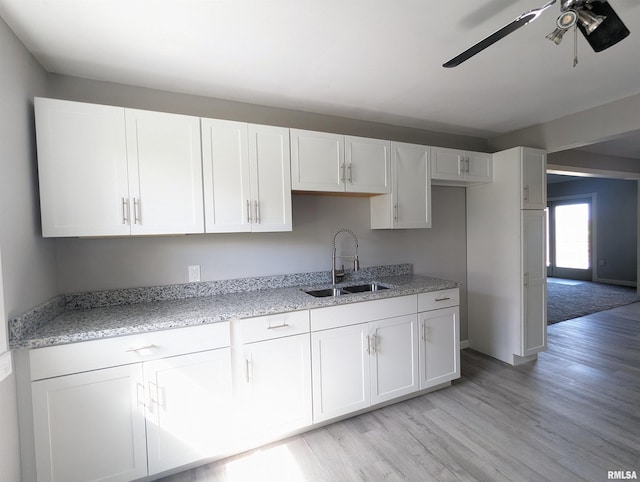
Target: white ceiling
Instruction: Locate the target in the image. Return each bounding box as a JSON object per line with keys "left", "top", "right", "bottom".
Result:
{"left": 1, "top": 0, "right": 640, "bottom": 143}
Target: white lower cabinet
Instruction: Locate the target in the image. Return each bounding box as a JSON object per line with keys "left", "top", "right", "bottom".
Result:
{"left": 236, "top": 334, "right": 312, "bottom": 446}
{"left": 310, "top": 296, "right": 420, "bottom": 423}
{"left": 311, "top": 323, "right": 372, "bottom": 422}
{"left": 419, "top": 306, "right": 460, "bottom": 389}
{"left": 29, "top": 323, "right": 231, "bottom": 482}
{"left": 144, "top": 348, "right": 232, "bottom": 476}
{"left": 32, "top": 364, "right": 148, "bottom": 482}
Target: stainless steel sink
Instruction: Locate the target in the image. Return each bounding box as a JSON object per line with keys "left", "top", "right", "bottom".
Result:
{"left": 304, "top": 287, "right": 348, "bottom": 298}
{"left": 343, "top": 283, "right": 389, "bottom": 293}
{"left": 304, "top": 283, "right": 389, "bottom": 297}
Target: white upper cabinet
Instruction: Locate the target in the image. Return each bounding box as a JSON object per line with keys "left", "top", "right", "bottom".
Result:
{"left": 35, "top": 98, "right": 204, "bottom": 237}
{"left": 290, "top": 129, "right": 344, "bottom": 192}
{"left": 202, "top": 119, "right": 292, "bottom": 233}
{"left": 125, "top": 109, "right": 204, "bottom": 235}
{"left": 430, "top": 146, "right": 492, "bottom": 185}
{"left": 290, "top": 129, "right": 390, "bottom": 194}
{"left": 35, "top": 98, "right": 131, "bottom": 237}
{"left": 202, "top": 119, "right": 252, "bottom": 232}
{"left": 371, "top": 142, "right": 431, "bottom": 229}
{"left": 522, "top": 147, "right": 547, "bottom": 210}
{"left": 248, "top": 124, "right": 292, "bottom": 232}
{"left": 345, "top": 135, "right": 391, "bottom": 194}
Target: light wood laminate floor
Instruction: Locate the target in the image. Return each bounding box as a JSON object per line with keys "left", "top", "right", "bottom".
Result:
{"left": 160, "top": 303, "right": 640, "bottom": 481}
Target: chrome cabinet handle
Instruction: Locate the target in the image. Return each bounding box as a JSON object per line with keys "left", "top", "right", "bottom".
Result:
{"left": 121, "top": 197, "right": 129, "bottom": 224}
{"left": 245, "top": 359, "right": 251, "bottom": 383}
{"left": 340, "top": 162, "right": 345, "bottom": 183}
{"left": 267, "top": 322, "right": 289, "bottom": 330}
{"left": 394, "top": 203, "right": 399, "bottom": 221}
{"left": 133, "top": 198, "right": 141, "bottom": 224}
{"left": 125, "top": 344, "right": 156, "bottom": 353}
{"left": 421, "top": 323, "right": 426, "bottom": 342}
{"left": 366, "top": 335, "right": 371, "bottom": 355}
{"left": 524, "top": 272, "right": 529, "bottom": 288}
{"left": 247, "top": 200, "right": 251, "bottom": 223}
{"left": 435, "top": 296, "right": 451, "bottom": 302}
{"left": 254, "top": 200, "right": 260, "bottom": 224}
{"left": 523, "top": 185, "right": 530, "bottom": 201}
{"left": 347, "top": 163, "right": 353, "bottom": 183}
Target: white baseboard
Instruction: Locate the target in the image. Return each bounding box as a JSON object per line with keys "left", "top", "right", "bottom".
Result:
{"left": 593, "top": 277, "right": 637, "bottom": 288}
{"left": 460, "top": 339, "right": 470, "bottom": 350}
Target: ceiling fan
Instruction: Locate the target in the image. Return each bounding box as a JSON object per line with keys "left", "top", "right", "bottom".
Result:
{"left": 443, "top": 0, "right": 630, "bottom": 68}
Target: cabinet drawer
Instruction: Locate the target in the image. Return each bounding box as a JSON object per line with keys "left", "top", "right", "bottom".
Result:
{"left": 311, "top": 295, "right": 416, "bottom": 332}
{"left": 237, "top": 311, "right": 310, "bottom": 344}
{"left": 30, "top": 322, "right": 230, "bottom": 381}
{"left": 418, "top": 288, "right": 459, "bottom": 312}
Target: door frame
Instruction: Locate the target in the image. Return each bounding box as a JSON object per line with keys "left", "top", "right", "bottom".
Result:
{"left": 547, "top": 193, "right": 597, "bottom": 281}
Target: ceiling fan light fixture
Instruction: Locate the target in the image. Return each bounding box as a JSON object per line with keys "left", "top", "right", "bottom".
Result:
{"left": 577, "top": 9, "right": 606, "bottom": 34}
{"left": 557, "top": 10, "right": 578, "bottom": 29}
{"left": 546, "top": 27, "right": 567, "bottom": 45}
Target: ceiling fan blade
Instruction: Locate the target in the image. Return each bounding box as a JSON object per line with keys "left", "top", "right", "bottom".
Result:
{"left": 578, "top": 1, "right": 630, "bottom": 52}
{"left": 443, "top": 0, "right": 557, "bottom": 68}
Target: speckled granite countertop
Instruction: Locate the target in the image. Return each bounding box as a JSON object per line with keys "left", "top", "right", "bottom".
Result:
{"left": 10, "top": 266, "right": 458, "bottom": 349}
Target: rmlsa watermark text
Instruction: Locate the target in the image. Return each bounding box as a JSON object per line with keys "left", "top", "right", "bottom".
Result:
{"left": 608, "top": 471, "right": 638, "bottom": 480}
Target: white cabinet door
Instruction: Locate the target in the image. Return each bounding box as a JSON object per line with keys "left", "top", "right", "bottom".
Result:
{"left": 34, "top": 97, "right": 130, "bottom": 237}
{"left": 430, "top": 147, "right": 464, "bottom": 181}
{"left": 431, "top": 147, "right": 492, "bottom": 184}
{"left": 370, "top": 314, "right": 419, "bottom": 404}
{"left": 248, "top": 124, "right": 292, "bottom": 232}
{"left": 345, "top": 136, "right": 391, "bottom": 194}
{"left": 125, "top": 109, "right": 204, "bottom": 235}
{"left": 202, "top": 120, "right": 291, "bottom": 233}
{"left": 238, "top": 333, "right": 312, "bottom": 445}
{"left": 419, "top": 306, "right": 460, "bottom": 389}
{"left": 32, "top": 364, "right": 147, "bottom": 482}
{"left": 311, "top": 323, "right": 370, "bottom": 422}
{"left": 465, "top": 151, "right": 493, "bottom": 183}
{"left": 522, "top": 210, "right": 547, "bottom": 356}
{"left": 144, "top": 348, "right": 232, "bottom": 475}
{"left": 290, "top": 129, "right": 345, "bottom": 192}
{"left": 522, "top": 148, "right": 547, "bottom": 210}
{"left": 201, "top": 119, "right": 252, "bottom": 233}
{"left": 371, "top": 142, "right": 430, "bottom": 229}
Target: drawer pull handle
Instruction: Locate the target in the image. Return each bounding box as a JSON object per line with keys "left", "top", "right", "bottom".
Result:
{"left": 126, "top": 344, "right": 157, "bottom": 353}
{"left": 267, "top": 323, "right": 290, "bottom": 330}
{"left": 435, "top": 297, "right": 451, "bottom": 302}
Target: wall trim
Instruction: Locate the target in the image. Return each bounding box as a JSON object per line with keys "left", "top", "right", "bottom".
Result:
{"left": 460, "top": 339, "right": 470, "bottom": 350}
{"left": 593, "top": 277, "right": 638, "bottom": 288}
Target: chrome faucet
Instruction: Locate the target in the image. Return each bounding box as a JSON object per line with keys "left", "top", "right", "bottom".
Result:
{"left": 332, "top": 228, "right": 360, "bottom": 285}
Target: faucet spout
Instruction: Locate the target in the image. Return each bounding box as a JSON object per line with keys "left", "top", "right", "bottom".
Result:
{"left": 332, "top": 229, "right": 360, "bottom": 285}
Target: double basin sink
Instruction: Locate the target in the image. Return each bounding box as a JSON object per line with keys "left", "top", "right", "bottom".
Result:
{"left": 304, "top": 282, "right": 389, "bottom": 298}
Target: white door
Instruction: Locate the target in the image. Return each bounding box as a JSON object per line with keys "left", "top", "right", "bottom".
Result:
{"left": 311, "top": 323, "right": 370, "bottom": 422}
{"left": 522, "top": 210, "right": 547, "bottom": 356}
{"left": 31, "top": 365, "right": 147, "bottom": 482}
{"left": 201, "top": 119, "right": 252, "bottom": 233}
{"left": 239, "top": 334, "right": 312, "bottom": 445}
{"left": 34, "top": 98, "right": 130, "bottom": 237}
{"left": 290, "top": 129, "right": 344, "bottom": 192}
{"left": 465, "top": 151, "right": 493, "bottom": 183}
{"left": 522, "top": 148, "right": 547, "bottom": 210}
{"left": 125, "top": 109, "right": 204, "bottom": 235}
{"left": 393, "top": 142, "right": 431, "bottom": 229}
{"left": 370, "top": 315, "right": 419, "bottom": 404}
{"left": 430, "top": 147, "right": 464, "bottom": 181}
{"left": 345, "top": 136, "right": 391, "bottom": 194}
{"left": 144, "top": 348, "right": 232, "bottom": 475}
{"left": 248, "top": 124, "right": 293, "bottom": 232}
{"left": 419, "top": 306, "right": 460, "bottom": 389}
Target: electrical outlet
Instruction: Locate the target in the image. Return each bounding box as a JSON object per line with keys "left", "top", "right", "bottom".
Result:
{"left": 0, "top": 351, "right": 12, "bottom": 383}
{"left": 188, "top": 265, "right": 201, "bottom": 282}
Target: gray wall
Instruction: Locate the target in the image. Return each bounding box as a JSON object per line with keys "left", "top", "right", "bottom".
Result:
{"left": 548, "top": 178, "right": 637, "bottom": 284}
{"left": 0, "top": 16, "right": 55, "bottom": 482}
